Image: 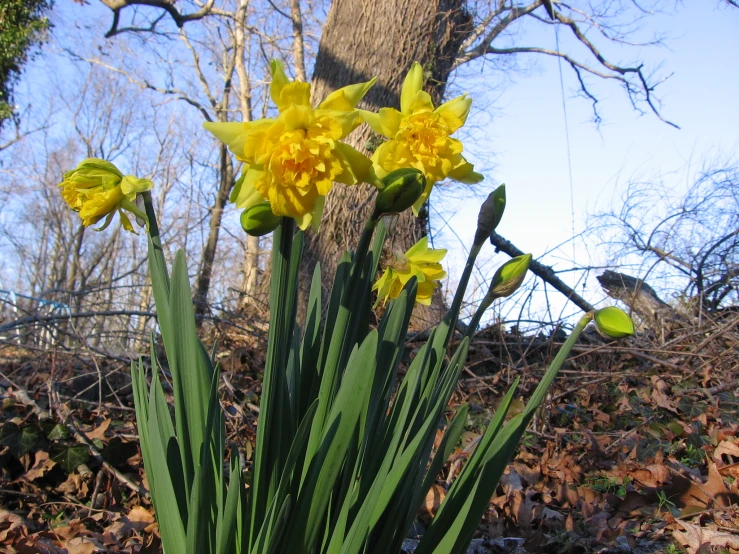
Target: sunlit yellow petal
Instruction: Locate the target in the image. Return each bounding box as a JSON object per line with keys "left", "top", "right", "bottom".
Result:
{"left": 270, "top": 59, "right": 290, "bottom": 110}
{"left": 319, "top": 77, "right": 377, "bottom": 111}
{"left": 358, "top": 109, "right": 384, "bottom": 135}
{"left": 231, "top": 168, "right": 267, "bottom": 208}
{"left": 203, "top": 121, "right": 253, "bottom": 159}
{"left": 448, "top": 161, "right": 484, "bottom": 184}
{"left": 400, "top": 62, "right": 424, "bottom": 114}
{"left": 408, "top": 248, "right": 447, "bottom": 264}
{"left": 407, "top": 90, "right": 434, "bottom": 114}
{"left": 295, "top": 194, "right": 324, "bottom": 232}
{"left": 378, "top": 108, "right": 402, "bottom": 137}
{"left": 120, "top": 175, "right": 153, "bottom": 196}
{"left": 434, "top": 94, "right": 471, "bottom": 132}
{"left": 279, "top": 82, "right": 311, "bottom": 110}
{"left": 78, "top": 187, "right": 124, "bottom": 226}
{"left": 405, "top": 236, "right": 429, "bottom": 257}
{"left": 334, "top": 142, "right": 373, "bottom": 186}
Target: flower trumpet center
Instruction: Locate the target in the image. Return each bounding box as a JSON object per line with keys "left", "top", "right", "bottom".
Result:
{"left": 267, "top": 128, "right": 342, "bottom": 196}
{"left": 389, "top": 109, "right": 462, "bottom": 183}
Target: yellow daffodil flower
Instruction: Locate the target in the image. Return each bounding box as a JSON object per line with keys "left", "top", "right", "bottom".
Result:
{"left": 203, "top": 60, "right": 377, "bottom": 231}
{"left": 59, "top": 158, "right": 152, "bottom": 232}
{"left": 373, "top": 236, "right": 447, "bottom": 306}
{"left": 361, "top": 62, "right": 483, "bottom": 215}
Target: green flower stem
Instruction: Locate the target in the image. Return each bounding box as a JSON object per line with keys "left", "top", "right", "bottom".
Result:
{"left": 370, "top": 217, "right": 389, "bottom": 276}
{"left": 441, "top": 242, "right": 482, "bottom": 345}
{"left": 307, "top": 216, "right": 379, "bottom": 459}
{"left": 251, "top": 216, "right": 297, "bottom": 542}
{"left": 524, "top": 312, "right": 593, "bottom": 417}
{"left": 465, "top": 294, "right": 493, "bottom": 340}
{"left": 142, "top": 191, "right": 161, "bottom": 245}
{"left": 330, "top": 216, "right": 378, "bottom": 373}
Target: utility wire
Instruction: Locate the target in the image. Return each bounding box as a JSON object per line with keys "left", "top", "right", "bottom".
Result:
{"left": 555, "top": 25, "right": 577, "bottom": 265}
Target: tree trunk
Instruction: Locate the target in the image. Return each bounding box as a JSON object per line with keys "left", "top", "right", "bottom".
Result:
{"left": 194, "top": 144, "right": 235, "bottom": 324}
{"left": 308, "top": 0, "right": 472, "bottom": 329}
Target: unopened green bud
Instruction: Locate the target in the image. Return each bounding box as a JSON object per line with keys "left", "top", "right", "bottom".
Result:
{"left": 240, "top": 202, "right": 281, "bottom": 236}
{"left": 594, "top": 306, "right": 634, "bottom": 339}
{"left": 487, "top": 253, "right": 531, "bottom": 300}
{"left": 373, "top": 168, "right": 426, "bottom": 219}
{"left": 474, "top": 184, "right": 506, "bottom": 245}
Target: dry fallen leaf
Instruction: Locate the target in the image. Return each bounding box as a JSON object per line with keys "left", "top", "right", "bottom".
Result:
{"left": 714, "top": 439, "right": 739, "bottom": 465}
{"left": 25, "top": 450, "right": 57, "bottom": 481}
{"left": 673, "top": 519, "right": 739, "bottom": 553}
{"left": 85, "top": 419, "right": 111, "bottom": 442}
{"left": 0, "top": 509, "right": 28, "bottom": 543}
{"left": 418, "top": 485, "right": 446, "bottom": 523}
{"left": 63, "top": 537, "right": 97, "bottom": 554}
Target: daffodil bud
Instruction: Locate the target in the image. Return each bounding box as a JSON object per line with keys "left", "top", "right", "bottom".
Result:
{"left": 486, "top": 253, "right": 531, "bottom": 300}
{"left": 372, "top": 168, "right": 426, "bottom": 219}
{"left": 474, "top": 184, "right": 506, "bottom": 245}
{"left": 58, "top": 158, "right": 152, "bottom": 232}
{"left": 240, "top": 202, "right": 281, "bottom": 236}
{"left": 594, "top": 307, "right": 635, "bottom": 339}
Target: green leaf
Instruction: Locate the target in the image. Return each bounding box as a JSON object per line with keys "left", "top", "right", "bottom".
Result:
{"left": 284, "top": 331, "right": 378, "bottom": 552}
{"left": 171, "top": 250, "right": 213, "bottom": 486}
{"left": 45, "top": 423, "right": 69, "bottom": 441}
{"left": 146, "top": 375, "right": 188, "bottom": 554}
{"left": 594, "top": 306, "right": 635, "bottom": 338}
{"left": 0, "top": 422, "right": 44, "bottom": 458}
{"left": 49, "top": 443, "right": 89, "bottom": 473}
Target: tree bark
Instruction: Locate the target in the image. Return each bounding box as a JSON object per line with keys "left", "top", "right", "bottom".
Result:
{"left": 194, "top": 144, "right": 234, "bottom": 324}
{"left": 308, "top": 0, "right": 473, "bottom": 329}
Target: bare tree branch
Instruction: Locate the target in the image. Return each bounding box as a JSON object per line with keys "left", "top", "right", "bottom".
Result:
{"left": 455, "top": 1, "right": 681, "bottom": 127}
{"left": 489, "top": 232, "right": 596, "bottom": 313}
{"left": 100, "top": 0, "right": 216, "bottom": 36}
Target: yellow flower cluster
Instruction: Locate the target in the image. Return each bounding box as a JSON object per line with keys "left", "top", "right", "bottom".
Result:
{"left": 58, "top": 158, "right": 152, "bottom": 232}
{"left": 60, "top": 61, "right": 482, "bottom": 306}
{"left": 362, "top": 62, "right": 483, "bottom": 214}
{"left": 204, "top": 60, "right": 375, "bottom": 231}
{"left": 373, "top": 237, "right": 447, "bottom": 306}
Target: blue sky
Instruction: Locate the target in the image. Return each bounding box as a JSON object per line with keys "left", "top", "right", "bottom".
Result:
{"left": 434, "top": 1, "right": 739, "bottom": 320}
{"left": 3, "top": 1, "right": 737, "bottom": 323}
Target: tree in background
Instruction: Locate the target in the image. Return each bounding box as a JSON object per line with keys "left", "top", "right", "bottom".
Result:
{"left": 0, "top": 0, "right": 53, "bottom": 128}
{"left": 91, "top": 0, "right": 728, "bottom": 324}
{"left": 3, "top": 0, "right": 733, "bottom": 335}
{"left": 594, "top": 157, "right": 739, "bottom": 315}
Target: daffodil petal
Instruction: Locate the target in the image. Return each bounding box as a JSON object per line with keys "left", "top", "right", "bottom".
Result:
{"left": 334, "top": 142, "right": 373, "bottom": 185}
{"left": 434, "top": 94, "right": 471, "bottom": 132}
{"left": 358, "top": 109, "right": 384, "bottom": 135}
{"left": 407, "top": 90, "right": 434, "bottom": 113}
{"left": 203, "top": 121, "right": 252, "bottom": 158}
{"left": 279, "top": 82, "right": 311, "bottom": 110}
{"left": 309, "top": 194, "right": 325, "bottom": 232}
{"left": 401, "top": 62, "right": 424, "bottom": 114}
{"left": 448, "top": 161, "right": 484, "bottom": 184}
{"left": 319, "top": 77, "right": 377, "bottom": 110}
{"left": 312, "top": 109, "right": 360, "bottom": 138}
{"left": 411, "top": 192, "right": 428, "bottom": 216}
{"left": 120, "top": 175, "right": 153, "bottom": 195}
{"left": 378, "top": 107, "right": 402, "bottom": 137}
{"left": 281, "top": 104, "right": 314, "bottom": 131}
{"left": 119, "top": 210, "right": 135, "bottom": 232}
{"left": 231, "top": 168, "right": 267, "bottom": 208}
{"left": 409, "top": 249, "right": 447, "bottom": 264}
{"left": 270, "top": 59, "right": 290, "bottom": 110}
{"left": 405, "top": 236, "right": 429, "bottom": 257}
